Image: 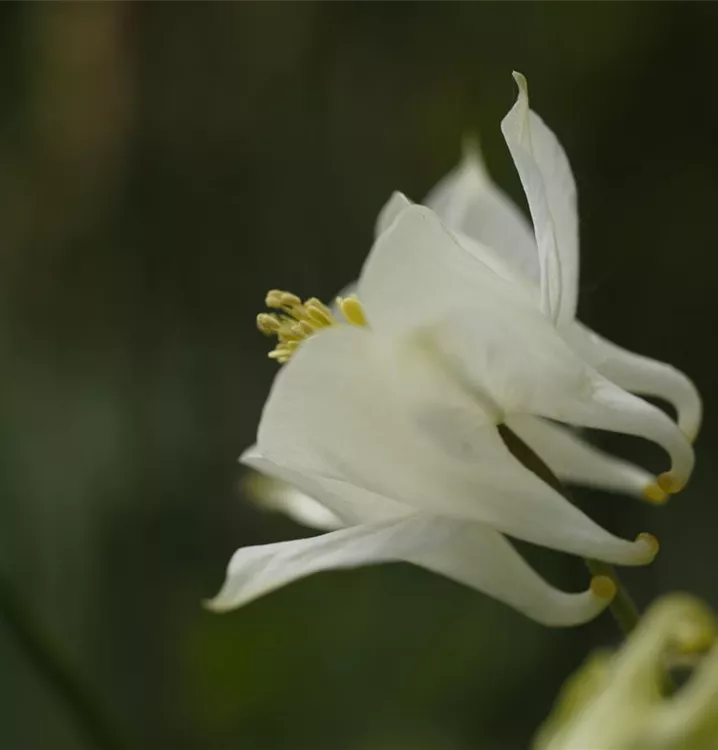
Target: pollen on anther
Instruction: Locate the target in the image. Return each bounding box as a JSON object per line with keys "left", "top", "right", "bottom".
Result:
{"left": 338, "top": 295, "right": 367, "bottom": 326}
{"left": 296, "top": 320, "right": 314, "bottom": 336}
{"left": 265, "top": 290, "right": 284, "bottom": 308}
{"left": 305, "top": 304, "right": 334, "bottom": 328}
{"left": 305, "top": 298, "right": 332, "bottom": 316}
{"left": 279, "top": 292, "right": 302, "bottom": 308}
{"left": 259, "top": 288, "right": 355, "bottom": 365}
{"left": 256, "top": 313, "right": 281, "bottom": 335}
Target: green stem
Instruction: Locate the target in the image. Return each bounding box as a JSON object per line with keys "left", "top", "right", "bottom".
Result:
{"left": 498, "top": 425, "right": 640, "bottom": 637}
{"left": 0, "top": 573, "right": 131, "bottom": 750}
{"left": 583, "top": 558, "right": 640, "bottom": 634}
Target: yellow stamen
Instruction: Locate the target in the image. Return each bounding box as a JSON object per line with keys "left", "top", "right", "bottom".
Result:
{"left": 258, "top": 288, "right": 368, "bottom": 364}
{"left": 642, "top": 482, "right": 669, "bottom": 505}
{"left": 305, "top": 304, "right": 334, "bottom": 328}
{"left": 256, "top": 313, "right": 281, "bottom": 336}
{"left": 265, "top": 289, "right": 284, "bottom": 308}
{"left": 268, "top": 349, "right": 291, "bottom": 360}
{"left": 279, "top": 292, "right": 302, "bottom": 308}
{"left": 590, "top": 575, "right": 616, "bottom": 601}
{"left": 294, "top": 320, "right": 314, "bottom": 337}
{"left": 305, "top": 298, "right": 332, "bottom": 317}
{"left": 338, "top": 295, "right": 367, "bottom": 326}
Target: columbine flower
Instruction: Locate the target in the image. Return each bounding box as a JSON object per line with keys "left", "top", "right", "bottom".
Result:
{"left": 533, "top": 595, "right": 718, "bottom": 749}
{"left": 208, "top": 73, "right": 694, "bottom": 626}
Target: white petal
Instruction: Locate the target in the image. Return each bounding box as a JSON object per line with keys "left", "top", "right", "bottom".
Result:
{"left": 206, "top": 519, "right": 418, "bottom": 611}
{"left": 501, "top": 72, "right": 579, "bottom": 325}
{"left": 207, "top": 515, "right": 615, "bottom": 626}
{"left": 539, "top": 373, "right": 695, "bottom": 495}
{"left": 241, "top": 446, "right": 409, "bottom": 526}
{"left": 424, "top": 139, "right": 540, "bottom": 286}
{"left": 243, "top": 466, "right": 344, "bottom": 530}
{"left": 359, "top": 204, "right": 537, "bottom": 341}
{"left": 406, "top": 287, "right": 694, "bottom": 496}
{"left": 273, "top": 490, "right": 343, "bottom": 530}
{"left": 373, "top": 186, "right": 537, "bottom": 308}
{"left": 452, "top": 230, "right": 540, "bottom": 306}
{"left": 374, "top": 191, "right": 413, "bottom": 238}
{"left": 505, "top": 415, "right": 664, "bottom": 503}
{"left": 359, "top": 209, "right": 592, "bottom": 416}
{"left": 564, "top": 321, "right": 702, "bottom": 443}
{"left": 257, "top": 325, "right": 656, "bottom": 565}
{"left": 417, "top": 518, "right": 615, "bottom": 627}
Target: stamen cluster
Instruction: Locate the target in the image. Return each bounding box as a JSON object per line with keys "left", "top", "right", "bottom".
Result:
{"left": 257, "top": 289, "right": 366, "bottom": 363}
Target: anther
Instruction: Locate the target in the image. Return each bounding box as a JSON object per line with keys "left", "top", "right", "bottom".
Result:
{"left": 268, "top": 345, "right": 295, "bottom": 360}
{"left": 304, "top": 298, "right": 332, "bottom": 316}
{"left": 296, "top": 321, "right": 314, "bottom": 337}
{"left": 305, "top": 302, "right": 334, "bottom": 327}
{"left": 338, "top": 295, "right": 367, "bottom": 326}
{"left": 258, "top": 288, "right": 366, "bottom": 365}
{"left": 265, "top": 290, "right": 284, "bottom": 308}
{"left": 306, "top": 310, "right": 333, "bottom": 327}
{"left": 256, "top": 313, "right": 281, "bottom": 335}
{"left": 279, "top": 292, "right": 302, "bottom": 308}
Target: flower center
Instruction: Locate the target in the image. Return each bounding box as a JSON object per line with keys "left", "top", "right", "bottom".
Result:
{"left": 257, "top": 289, "right": 367, "bottom": 363}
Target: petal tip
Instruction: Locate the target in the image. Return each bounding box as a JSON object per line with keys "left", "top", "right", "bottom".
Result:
{"left": 239, "top": 444, "right": 263, "bottom": 466}
{"left": 460, "top": 133, "right": 486, "bottom": 175}
{"left": 461, "top": 132, "right": 481, "bottom": 158}
{"left": 374, "top": 191, "right": 414, "bottom": 239}
{"left": 636, "top": 532, "right": 660, "bottom": 563}
{"left": 683, "top": 426, "right": 699, "bottom": 445}
{"left": 642, "top": 482, "right": 669, "bottom": 506}
{"left": 202, "top": 595, "right": 229, "bottom": 614}
{"left": 657, "top": 471, "right": 685, "bottom": 495}
{"left": 590, "top": 575, "right": 616, "bottom": 602}
{"left": 511, "top": 70, "right": 527, "bottom": 92}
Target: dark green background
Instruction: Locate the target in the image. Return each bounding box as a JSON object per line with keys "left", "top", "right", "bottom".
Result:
{"left": 0, "top": 3, "right": 716, "bottom": 749}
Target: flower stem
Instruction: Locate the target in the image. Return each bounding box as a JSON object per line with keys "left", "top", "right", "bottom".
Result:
{"left": 583, "top": 558, "right": 640, "bottom": 634}
{"left": 498, "top": 425, "right": 640, "bottom": 637}
{"left": 0, "top": 572, "right": 132, "bottom": 750}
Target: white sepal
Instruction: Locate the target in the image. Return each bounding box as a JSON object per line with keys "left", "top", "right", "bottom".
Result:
{"left": 505, "top": 415, "right": 664, "bottom": 502}
{"left": 208, "top": 514, "right": 615, "bottom": 627}
{"left": 564, "top": 321, "right": 702, "bottom": 443}
{"left": 425, "top": 138, "right": 540, "bottom": 286}
{"left": 501, "top": 72, "right": 579, "bottom": 326}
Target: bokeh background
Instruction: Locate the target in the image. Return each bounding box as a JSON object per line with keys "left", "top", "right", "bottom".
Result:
{"left": 1, "top": 3, "right": 717, "bottom": 749}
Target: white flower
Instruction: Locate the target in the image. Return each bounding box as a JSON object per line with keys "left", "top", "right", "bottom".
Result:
{"left": 534, "top": 595, "right": 718, "bottom": 750}
{"left": 208, "top": 73, "right": 694, "bottom": 626}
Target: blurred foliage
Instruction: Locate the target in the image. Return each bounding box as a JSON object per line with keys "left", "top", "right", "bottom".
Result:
{"left": 0, "top": 3, "right": 717, "bottom": 749}
{"left": 534, "top": 595, "right": 718, "bottom": 750}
